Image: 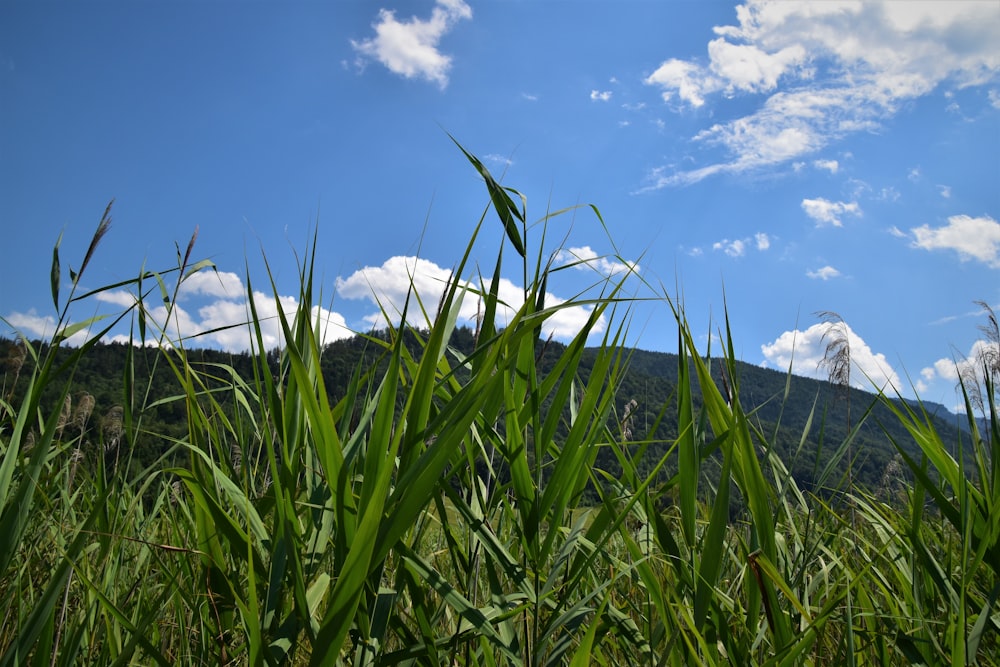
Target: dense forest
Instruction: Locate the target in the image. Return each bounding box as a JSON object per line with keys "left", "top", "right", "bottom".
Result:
{"left": 0, "top": 329, "right": 964, "bottom": 502}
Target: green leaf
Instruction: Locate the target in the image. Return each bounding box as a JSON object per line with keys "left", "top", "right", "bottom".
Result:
{"left": 51, "top": 230, "right": 63, "bottom": 310}
{"left": 449, "top": 133, "right": 526, "bottom": 257}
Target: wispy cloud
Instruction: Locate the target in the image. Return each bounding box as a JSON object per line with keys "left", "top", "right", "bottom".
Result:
{"left": 643, "top": 1, "right": 1000, "bottom": 186}
{"left": 351, "top": 0, "right": 472, "bottom": 89}
{"left": 713, "top": 238, "right": 746, "bottom": 257}
{"left": 910, "top": 214, "right": 1000, "bottom": 268}
{"left": 710, "top": 232, "right": 771, "bottom": 257}
{"left": 806, "top": 265, "right": 841, "bottom": 280}
{"left": 801, "top": 198, "right": 861, "bottom": 227}
{"left": 554, "top": 246, "right": 639, "bottom": 276}
{"left": 590, "top": 90, "right": 613, "bottom": 102}
{"left": 484, "top": 153, "right": 514, "bottom": 168}
{"left": 813, "top": 159, "right": 839, "bottom": 174}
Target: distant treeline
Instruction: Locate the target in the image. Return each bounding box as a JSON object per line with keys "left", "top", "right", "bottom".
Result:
{"left": 0, "top": 329, "right": 965, "bottom": 501}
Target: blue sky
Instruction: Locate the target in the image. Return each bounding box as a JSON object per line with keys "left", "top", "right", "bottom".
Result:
{"left": 2, "top": 1, "right": 998, "bottom": 412}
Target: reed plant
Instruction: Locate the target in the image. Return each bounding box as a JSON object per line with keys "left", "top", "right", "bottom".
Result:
{"left": 0, "top": 146, "right": 996, "bottom": 665}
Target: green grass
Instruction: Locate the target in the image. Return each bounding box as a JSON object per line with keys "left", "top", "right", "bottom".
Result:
{"left": 1, "top": 145, "right": 997, "bottom": 665}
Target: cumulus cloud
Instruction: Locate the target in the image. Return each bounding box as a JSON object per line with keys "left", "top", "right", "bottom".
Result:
{"left": 554, "top": 246, "right": 639, "bottom": 276}
{"left": 760, "top": 321, "right": 902, "bottom": 392}
{"left": 918, "top": 338, "right": 1000, "bottom": 403}
{"left": 707, "top": 39, "right": 807, "bottom": 94}
{"left": 5, "top": 309, "right": 59, "bottom": 340}
{"left": 806, "top": 265, "right": 841, "bottom": 280}
{"left": 645, "top": 58, "right": 715, "bottom": 107}
{"left": 95, "top": 290, "right": 139, "bottom": 308}
{"left": 643, "top": 0, "right": 1000, "bottom": 186}
{"left": 6, "top": 268, "right": 353, "bottom": 352}
{"left": 334, "top": 255, "right": 607, "bottom": 340}
{"left": 335, "top": 256, "right": 460, "bottom": 328}
{"left": 351, "top": 0, "right": 472, "bottom": 89}
{"left": 909, "top": 214, "right": 1000, "bottom": 268}
{"left": 177, "top": 270, "right": 245, "bottom": 299}
{"left": 3, "top": 309, "right": 109, "bottom": 346}
{"left": 134, "top": 287, "right": 353, "bottom": 352}
{"left": 590, "top": 90, "right": 612, "bottom": 102}
{"left": 801, "top": 197, "right": 861, "bottom": 227}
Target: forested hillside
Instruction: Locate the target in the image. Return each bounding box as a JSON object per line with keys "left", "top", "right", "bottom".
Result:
{"left": 0, "top": 329, "right": 963, "bottom": 498}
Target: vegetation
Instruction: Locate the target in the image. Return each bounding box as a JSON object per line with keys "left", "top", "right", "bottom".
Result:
{"left": 0, "top": 147, "right": 997, "bottom": 665}
{"left": 0, "top": 326, "right": 965, "bottom": 502}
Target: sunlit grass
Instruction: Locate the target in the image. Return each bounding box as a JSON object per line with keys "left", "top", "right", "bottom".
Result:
{"left": 0, "top": 145, "right": 996, "bottom": 665}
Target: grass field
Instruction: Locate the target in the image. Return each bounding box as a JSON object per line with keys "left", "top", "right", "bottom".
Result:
{"left": 1, "top": 148, "right": 997, "bottom": 665}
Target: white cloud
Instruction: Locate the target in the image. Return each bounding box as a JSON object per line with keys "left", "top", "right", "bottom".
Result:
{"left": 351, "top": 0, "right": 472, "bottom": 89}
{"left": 178, "top": 270, "right": 245, "bottom": 299}
{"left": 938, "top": 184, "right": 952, "bottom": 199}
{"left": 801, "top": 197, "right": 861, "bottom": 227}
{"left": 910, "top": 214, "right": 1000, "bottom": 268}
{"left": 4, "top": 309, "right": 98, "bottom": 346}
{"left": 554, "top": 246, "right": 639, "bottom": 277}
{"left": 879, "top": 188, "right": 899, "bottom": 202}
{"left": 919, "top": 338, "right": 1000, "bottom": 404}
{"left": 707, "top": 38, "right": 806, "bottom": 94}
{"left": 806, "top": 265, "right": 841, "bottom": 280}
{"left": 813, "top": 159, "right": 839, "bottom": 173}
{"left": 710, "top": 232, "right": 771, "bottom": 257}
{"left": 713, "top": 238, "right": 746, "bottom": 257}
{"left": 136, "top": 290, "right": 353, "bottom": 352}
{"left": 95, "top": 290, "right": 139, "bottom": 308}
{"left": 336, "top": 256, "right": 456, "bottom": 327}
{"left": 1, "top": 270, "right": 369, "bottom": 354}
{"left": 94, "top": 264, "right": 352, "bottom": 351}
{"left": 484, "top": 153, "right": 514, "bottom": 167}
{"left": 645, "top": 58, "right": 715, "bottom": 107}
{"left": 5, "top": 309, "right": 58, "bottom": 340}
{"left": 590, "top": 90, "right": 612, "bottom": 102}
{"left": 760, "top": 321, "right": 902, "bottom": 392}
{"left": 335, "top": 255, "right": 607, "bottom": 340}
{"left": 644, "top": 0, "right": 1000, "bottom": 186}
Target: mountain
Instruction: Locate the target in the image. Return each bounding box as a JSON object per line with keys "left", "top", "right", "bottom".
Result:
{"left": 608, "top": 347, "right": 967, "bottom": 494}
{"left": 0, "top": 331, "right": 968, "bottom": 498}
